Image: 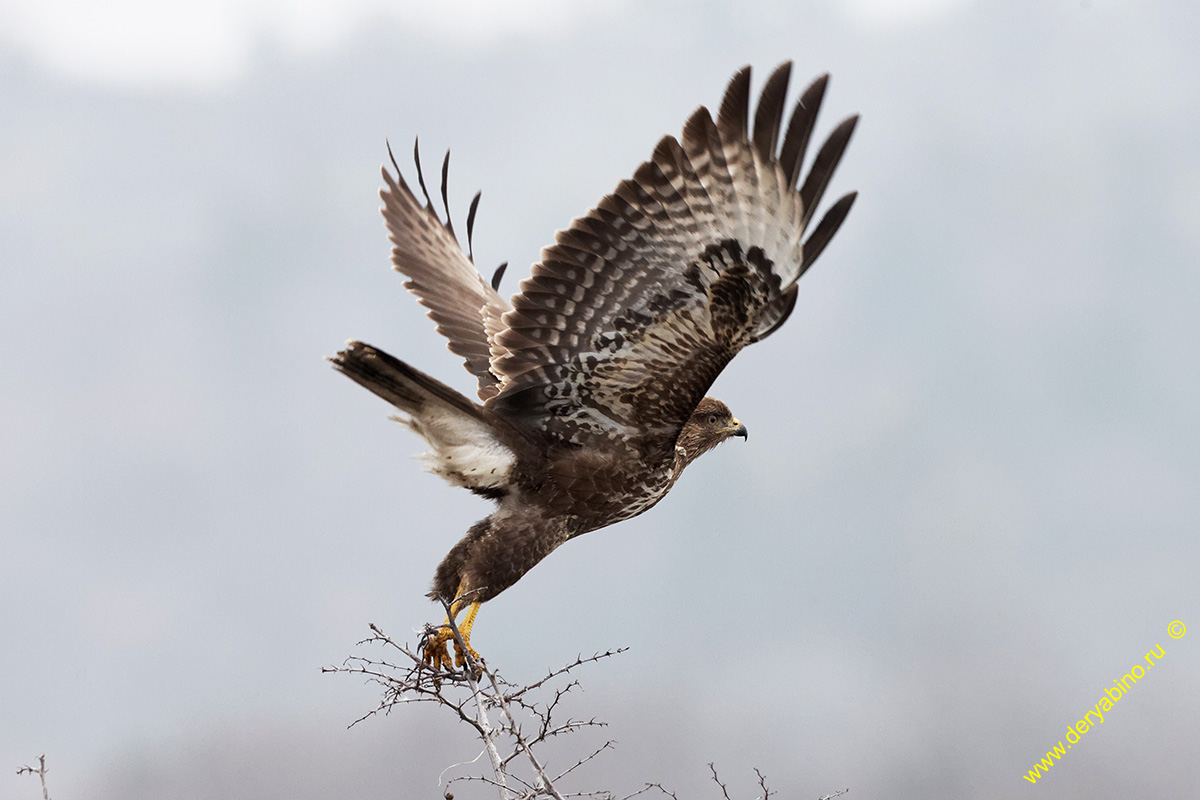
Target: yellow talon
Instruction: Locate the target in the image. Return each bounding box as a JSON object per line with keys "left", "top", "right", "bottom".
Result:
{"left": 423, "top": 627, "right": 454, "bottom": 672}
{"left": 423, "top": 582, "right": 483, "bottom": 673}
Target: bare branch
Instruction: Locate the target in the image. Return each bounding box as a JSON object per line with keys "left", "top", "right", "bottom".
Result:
{"left": 553, "top": 740, "right": 617, "bottom": 782}
{"left": 709, "top": 763, "right": 734, "bottom": 800}
{"left": 617, "top": 785, "right": 678, "bottom": 800}
{"left": 753, "top": 767, "right": 772, "bottom": 799}
{"left": 328, "top": 617, "right": 627, "bottom": 798}
{"left": 505, "top": 650, "right": 630, "bottom": 703}
{"left": 327, "top": 620, "right": 842, "bottom": 799}
{"left": 16, "top": 754, "right": 51, "bottom": 800}
{"left": 478, "top": 656, "right": 565, "bottom": 800}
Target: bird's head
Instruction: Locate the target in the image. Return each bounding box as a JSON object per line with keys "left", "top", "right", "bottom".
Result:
{"left": 676, "top": 396, "right": 748, "bottom": 466}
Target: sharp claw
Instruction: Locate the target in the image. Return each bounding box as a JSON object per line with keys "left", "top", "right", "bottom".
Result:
{"left": 419, "top": 621, "right": 481, "bottom": 678}
{"left": 452, "top": 640, "right": 481, "bottom": 671}
{"left": 422, "top": 626, "right": 456, "bottom": 673}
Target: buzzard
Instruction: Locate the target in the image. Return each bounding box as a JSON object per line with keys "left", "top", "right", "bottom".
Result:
{"left": 331, "top": 63, "right": 858, "bottom": 670}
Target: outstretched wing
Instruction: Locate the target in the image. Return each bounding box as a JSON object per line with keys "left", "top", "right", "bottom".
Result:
{"left": 380, "top": 142, "right": 512, "bottom": 402}
{"left": 487, "top": 63, "right": 858, "bottom": 446}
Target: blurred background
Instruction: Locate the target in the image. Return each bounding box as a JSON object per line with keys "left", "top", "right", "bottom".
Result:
{"left": 2, "top": 0, "right": 1198, "bottom": 797}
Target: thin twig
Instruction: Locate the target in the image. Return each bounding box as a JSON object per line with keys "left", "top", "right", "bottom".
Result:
{"left": 553, "top": 740, "right": 617, "bottom": 782}
{"left": 753, "top": 767, "right": 772, "bottom": 799}
{"left": 709, "top": 763, "right": 734, "bottom": 800}
{"left": 505, "top": 650, "right": 629, "bottom": 703}
{"left": 618, "top": 785, "right": 678, "bottom": 800}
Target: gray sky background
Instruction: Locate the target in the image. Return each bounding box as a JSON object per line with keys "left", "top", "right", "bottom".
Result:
{"left": 2, "top": 1, "right": 1198, "bottom": 797}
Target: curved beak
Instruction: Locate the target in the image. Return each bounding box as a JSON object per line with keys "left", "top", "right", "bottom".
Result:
{"left": 725, "top": 418, "right": 748, "bottom": 440}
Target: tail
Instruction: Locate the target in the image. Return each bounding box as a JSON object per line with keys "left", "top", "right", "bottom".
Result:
{"left": 328, "top": 341, "right": 517, "bottom": 496}
{"left": 329, "top": 340, "right": 481, "bottom": 419}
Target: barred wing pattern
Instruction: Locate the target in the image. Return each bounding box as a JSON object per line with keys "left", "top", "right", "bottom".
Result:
{"left": 487, "top": 63, "right": 858, "bottom": 445}
{"left": 380, "top": 143, "right": 512, "bottom": 402}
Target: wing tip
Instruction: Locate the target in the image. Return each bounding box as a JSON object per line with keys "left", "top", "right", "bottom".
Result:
{"left": 717, "top": 65, "right": 753, "bottom": 142}
{"left": 752, "top": 62, "right": 793, "bottom": 160}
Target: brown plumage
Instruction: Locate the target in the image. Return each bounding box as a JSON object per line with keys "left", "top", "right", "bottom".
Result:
{"left": 330, "top": 63, "right": 858, "bottom": 669}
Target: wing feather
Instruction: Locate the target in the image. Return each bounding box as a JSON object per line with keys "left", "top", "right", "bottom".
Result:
{"left": 379, "top": 142, "right": 511, "bottom": 401}
{"left": 487, "top": 64, "right": 857, "bottom": 444}
{"left": 798, "top": 115, "right": 860, "bottom": 229}
{"left": 752, "top": 63, "right": 792, "bottom": 162}
{"left": 779, "top": 73, "right": 829, "bottom": 186}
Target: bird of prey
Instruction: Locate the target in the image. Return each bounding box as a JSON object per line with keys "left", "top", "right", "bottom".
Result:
{"left": 331, "top": 63, "right": 858, "bottom": 671}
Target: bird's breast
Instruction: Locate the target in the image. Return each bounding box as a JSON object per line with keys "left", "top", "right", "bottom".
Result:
{"left": 535, "top": 445, "right": 679, "bottom": 532}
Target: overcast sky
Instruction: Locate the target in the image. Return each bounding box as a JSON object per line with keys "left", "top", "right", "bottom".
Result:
{"left": 2, "top": 1, "right": 1198, "bottom": 798}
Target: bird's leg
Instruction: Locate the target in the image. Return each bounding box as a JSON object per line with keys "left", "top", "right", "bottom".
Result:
{"left": 423, "top": 581, "right": 483, "bottom": 672}
{"left": 453, "top": 599, "right": 482, "bottom": 668}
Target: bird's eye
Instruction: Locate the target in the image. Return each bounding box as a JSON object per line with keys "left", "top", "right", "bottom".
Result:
{"left": 707, "top": 414, "right": 718, "bottom": 425}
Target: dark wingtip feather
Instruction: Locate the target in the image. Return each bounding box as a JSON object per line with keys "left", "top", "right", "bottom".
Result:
{"left": 681, "top": 105, "right": 716, "bottom": 152}
{"left": 717, "top": 65, "right": 752, "bottom": 143}
{"left": 779, "top": 73, "right": 830, "bottom": 186}
{"left": 799, "top": 190, "right": 858, "bottom": 276}
{"left": 466, "top": 191, "right": 482, "bottom": 262}
{"left": 440, "top": 150, "right": 455, "bottom": 239}
{"left": 412, "top": 137, "right": 433, "bottom": 209}
{"left": 491, "top": 261, "right": 508, "bottom": 291}
{"left": 385, "top": 139, "right": 401, "bottom": 178}
{"left": 752, "top": 61, "right": 792, "bottom": 161}
{"left": 382, "top": 139, "right": 412, "bottom": 196}
{"left": 651, "top": 133, "right": 685, "bottom": 169}
{"left": 798, "top": 114, "right": 859, "bottom": 228}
